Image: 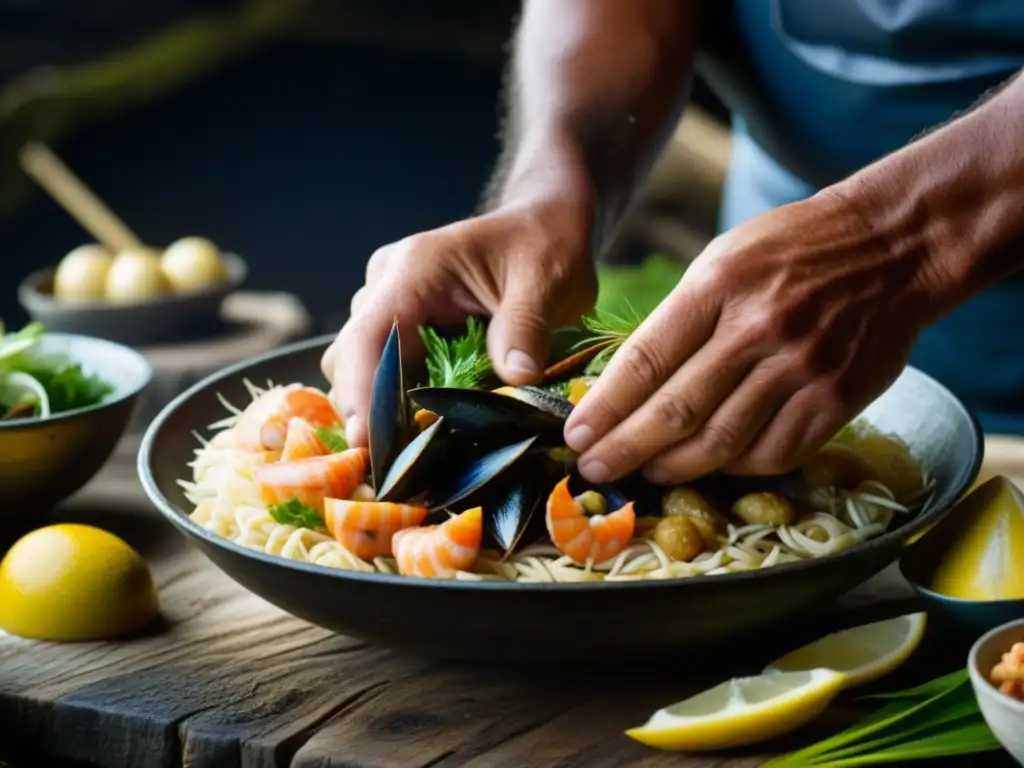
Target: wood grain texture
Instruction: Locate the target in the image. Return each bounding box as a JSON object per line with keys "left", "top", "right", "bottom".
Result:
{"left": 1, "top": 436, "right": 1021, "bottom": 768}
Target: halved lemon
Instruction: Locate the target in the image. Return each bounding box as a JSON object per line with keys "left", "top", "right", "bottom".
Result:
{"left": 764, "top": 612, "right": 927, "bottom": 689}
{"left": 625, "top": 668, "right": 846, "bottom": 751}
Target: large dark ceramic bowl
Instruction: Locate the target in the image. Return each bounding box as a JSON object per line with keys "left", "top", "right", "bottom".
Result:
{"left": 138, "top": 335, "right": 983, "bottom": 664}
{"left": 18, "top": 253, "right": 248, "bottom": 347}
{"left": 1, "top": 333, "right": 151, "bottom": 517}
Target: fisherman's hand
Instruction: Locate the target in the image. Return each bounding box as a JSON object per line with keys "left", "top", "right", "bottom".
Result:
{"left": 564, "top": 190, "right": 937, "bottom": 484}
{"left": 323, "top": 199, "right": 596, "bottom": 447}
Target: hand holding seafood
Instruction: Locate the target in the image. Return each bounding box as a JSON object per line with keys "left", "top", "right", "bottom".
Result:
{"left": 182, "top": 315, "right": 932, "bottom": 582}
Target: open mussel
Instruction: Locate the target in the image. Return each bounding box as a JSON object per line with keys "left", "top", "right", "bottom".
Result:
{"left": 407, "top": 385, "right": 572, "bottom": 444}
{"left": 486, "top": 479, "right": 545, "bottom": 555}
{"left": 420, "top": 436, "right": 537, "bottom": 511}
{"left": 367, "top": 320, "right": 413, "bottom": 491}
{"left": 376, "top": 417, "right": 448, "bottom": 502}
{"left": 363, "top": 320, "right": 642, "bottom": 559}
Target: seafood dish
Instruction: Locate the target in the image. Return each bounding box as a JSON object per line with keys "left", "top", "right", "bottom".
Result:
{"left": 181, "top": 316, "right": 933, "bottom": 583}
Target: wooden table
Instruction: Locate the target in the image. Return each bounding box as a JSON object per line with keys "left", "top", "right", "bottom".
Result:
{"left": 2, "top": 436, "right": 1023, "bottom": 768}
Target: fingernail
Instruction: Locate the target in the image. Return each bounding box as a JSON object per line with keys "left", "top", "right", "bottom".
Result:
{"left": 565, "top": 424, "right": 595, "bottom": 452}
{"left": 505, "top": 348, "right": 539, "bottom": 376}
{"left": 578, "top": 458, "right": 610, "bottom": 484}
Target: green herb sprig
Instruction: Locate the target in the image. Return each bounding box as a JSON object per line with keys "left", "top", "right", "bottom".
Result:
{"left": 766, "top": 669, "right": 1001, "bottom": 766}
{"left": 0, "top": 321, "right": 113, "bottom": 419}
{"left": 574, "top": 303, "right": 646, "bottom": 376}
{"left": 418, "top": 316, "right": 493, "bottom": 390}
{"left": 315, "top": 426, "right": 349, "bottom": 453}
{"left": 267, "top": 498, "right": 324, "bottom": 530}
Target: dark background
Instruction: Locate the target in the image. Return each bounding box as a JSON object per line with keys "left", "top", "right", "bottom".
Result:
{"left": 0, "top": 2, "right": 728, "bottom": 336}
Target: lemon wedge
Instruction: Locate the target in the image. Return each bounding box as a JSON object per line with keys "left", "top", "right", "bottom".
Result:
{"left": 764, "top": 612, "right": 927, "bottom": 689}
{"left": 0, "top": 524, "right": 160, "bottom": 642}
{"left": 626, "top": 668, "right": 846, "bottom": 751}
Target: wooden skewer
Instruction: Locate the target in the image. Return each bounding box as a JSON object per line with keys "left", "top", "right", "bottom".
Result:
{"left": 19, "top": 141, "right": 145, "bottom": 253}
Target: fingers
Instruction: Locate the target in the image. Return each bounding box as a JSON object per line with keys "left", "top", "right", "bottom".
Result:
{"left": 573, "top": 339, "right": 752, "bottom": 483}
{"left": 329, "top": 294, "right": 428, "bottom": 447}
{"left": 727, "top": 382, "right": 846, "bottom": 476}
{"left": 350, "top": 286, "right": 370, "bottom": 319}
{"left": 563, "top": 283, "right": 719, "bottom": 456}
{"left": 641, "top": 361, "right": 792, "bottom": 483}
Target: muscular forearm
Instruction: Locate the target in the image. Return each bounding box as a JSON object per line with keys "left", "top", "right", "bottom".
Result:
{"left": 487, "top": 0, "right": 697, "bottom": 252}
{"left": 833, "top": 70, "right": 1024, "bottom": 321}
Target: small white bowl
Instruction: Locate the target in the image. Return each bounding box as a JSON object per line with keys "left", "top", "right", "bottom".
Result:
{"left": 968, "top": 618, "right": 1024, "bottom": 765}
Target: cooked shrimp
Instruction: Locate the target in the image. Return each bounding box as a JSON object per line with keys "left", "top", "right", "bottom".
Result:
{"left": 236, "top": 384, "right": 341, "bottom": 452}
{"left": 254, "top": 448, "right": 368, "bottom": 512}
{"left": 281, "top": 417, "right": 329, "bottom": 461}
{"left": 392, "top": 507, "right": 483, "bottom": 578}
{"left": 545, "top": 476, "right": 635, "bottom": 564}
{"left": 323, "top": 498, "right": 429, "bottom": 560}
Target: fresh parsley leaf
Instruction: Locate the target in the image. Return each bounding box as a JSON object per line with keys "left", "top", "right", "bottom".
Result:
{"left": 316, "top": 426, "right": 349, "bottom": 453}
{"left": 267, "top": 498, "right": 324, "bottom": 529}
{"left": 0, "top": 321, "right": 113, "bottom": 418}
{"left": 418, "top": 317, "right": 493, "bottom": 389}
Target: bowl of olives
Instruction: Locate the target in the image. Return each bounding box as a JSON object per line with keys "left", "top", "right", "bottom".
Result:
{"left": 18, "top": 236, "right": 248, "bottom": 347}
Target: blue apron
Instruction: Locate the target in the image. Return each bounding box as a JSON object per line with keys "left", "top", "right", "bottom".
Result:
{"left": 715, "top": 0, "right": 1024, "bottom": 434}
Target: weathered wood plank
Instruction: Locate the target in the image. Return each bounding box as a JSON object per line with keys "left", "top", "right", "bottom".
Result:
{"left": 1, "top": 438, "right": 1021, "bottom": 768}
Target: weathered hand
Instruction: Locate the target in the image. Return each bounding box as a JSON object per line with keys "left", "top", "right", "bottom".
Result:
{"left": 322, "top": 200, "right": 596, "bottom": 447}
{"left": 563, "top": 191, "right": 937, "bottom": 484}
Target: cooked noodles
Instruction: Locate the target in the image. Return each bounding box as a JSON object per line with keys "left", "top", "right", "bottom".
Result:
{"left": 181, "top": 380, "right": 932, "bottom": 583}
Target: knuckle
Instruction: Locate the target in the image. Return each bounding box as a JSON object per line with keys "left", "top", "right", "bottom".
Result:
{"left": 320, "top": 342, "right": 338, "bottom": 381}
{"left": 390, "top": 232, "right": 437, "bottom": 267}
{"left": 651, "top": 393, "right": 700, "bottom": 436}
{"left": 365, "top": 245, "right": 392, "bottom": 279}
{"left": 815, "top": 375, "right": 848, "bottom": 411}
{"left": 699, "top": 419, "right": 741, "bottom": 463}
{"left": 738, "top": 308, "right": 787, "bottom": 349}
{"left": 502, "top": 300, "right": 549, "bottom": 337}
{"left": 603, "top": 437, "right": 647, "bottom": 471}
{"left": 349, "top": 287, "right": 368, "bottom": 317}
{"left": 619, "top": 339, "right": 670, "bottom": 387}
{"left": 589, "top": 392, "right": 632, "bottom": 430}
{"left": 788, "top": 346, "right": 830, "bottom": 383}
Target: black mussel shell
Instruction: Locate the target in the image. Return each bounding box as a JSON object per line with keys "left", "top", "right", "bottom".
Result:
{"left": 368, "top": 320, "right": 412, "bottom": 490}
{"left": 376, "top": 416, "right": 448, "bottom": 502}
{"left": 407, "top": 387, "right": 570, "bottom": 442}
{"left": 421, "top": 436, "right": 537, "bottom": 511}
{"left": 486, "top": 479, "right": 545, "bottom": 555}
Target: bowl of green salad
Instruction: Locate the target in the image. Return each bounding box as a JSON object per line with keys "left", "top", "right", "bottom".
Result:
{"left": 0, "top": 321, "right": 151, "bottom": 515}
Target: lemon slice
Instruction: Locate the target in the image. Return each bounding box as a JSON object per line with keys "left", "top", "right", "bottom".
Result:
{"left": 764, "top": 612, "right": 927, "bottom": 689}
{"left": 626, "top": 668, "right": 845, "bottom": 751}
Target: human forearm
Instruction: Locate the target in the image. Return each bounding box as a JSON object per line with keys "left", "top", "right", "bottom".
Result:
{"left": 833, "top": 70, "right": 1024, "bottom": 321}
{"left": 487, "top": 0, "right": 697, "bottom": 250}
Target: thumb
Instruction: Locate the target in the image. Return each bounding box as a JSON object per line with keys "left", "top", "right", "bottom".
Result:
{"left": 487, "top": 271, "right": 554, "bottom": 386}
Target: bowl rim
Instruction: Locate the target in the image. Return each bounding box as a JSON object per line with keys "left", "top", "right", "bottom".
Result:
{"left": 968, "top": 617, "right": 1024, "bottom": 714}
{"left": 138, "top": 333, "right": 984, "bottom": 592}
{"left": 18, "top": 252, "right": 248, "bottom": 312}
{"left": 0, "top": 331, "right": 152, "bottom": 430}
{"left": 899, "top": 476, "right": 1024, "bottom": 605}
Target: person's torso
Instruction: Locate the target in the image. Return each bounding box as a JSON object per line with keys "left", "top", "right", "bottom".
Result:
{"left": 703, "top": 0, "right": 1024, "bottom": 434}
